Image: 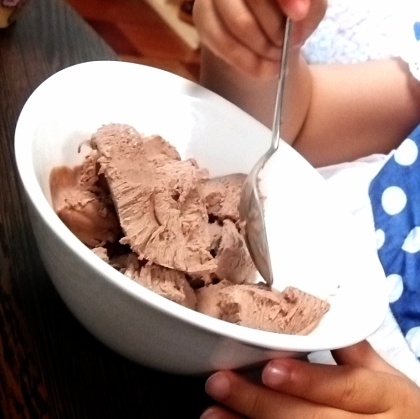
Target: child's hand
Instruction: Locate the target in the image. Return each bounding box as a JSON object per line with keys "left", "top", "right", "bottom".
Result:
{"left": 193, "top": 0, "right": 327, "bottom": 79}
{"left": 201, "top": 340, "right": 420, "bottom": 419}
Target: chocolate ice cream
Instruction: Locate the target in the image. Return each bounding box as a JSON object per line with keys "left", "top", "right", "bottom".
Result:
{"left": 214, "top": 220, "right": 255, "bottom": 285}
{"left": 50, "top": 123, "right": 330, "bottom": 335}
{"left": 203, "top": 174, "right": 245, "bottom": 222}
{"left": 133, "top": 263, "right": 197, "bottom": 309}
{"left": 196, "top": 281, "right": 329, "bottom": 334}
{"left": 90, "top": 123, "right": 216, "bottom": 274}
{"left": 49, "top": 153, "right": 121, "bottom": 248}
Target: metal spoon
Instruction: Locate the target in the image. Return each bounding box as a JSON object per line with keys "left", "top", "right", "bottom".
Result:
{"left": 239, "top": 17, "right": 292, "bottom": 287}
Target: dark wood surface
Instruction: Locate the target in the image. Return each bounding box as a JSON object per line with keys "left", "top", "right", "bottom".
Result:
{"left": 0, "top": 0, "right": 209, "bottom": 417}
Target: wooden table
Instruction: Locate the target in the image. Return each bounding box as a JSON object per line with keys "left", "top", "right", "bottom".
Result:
{"left": 0, "top": 0, "right": 210, "bottom": 417}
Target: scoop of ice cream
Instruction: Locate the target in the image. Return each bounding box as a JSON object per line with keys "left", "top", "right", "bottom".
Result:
{"left": 90, "top": 123, "right": 216, "bottom": 274}
{"left": 49, "top": 155, "right": 121, "bottom": 248}
{"left": 278, "top": 287, "right": 331, "bottom": 334}
{"left": 196, "top": 282, "right": 330, "bottom": 334}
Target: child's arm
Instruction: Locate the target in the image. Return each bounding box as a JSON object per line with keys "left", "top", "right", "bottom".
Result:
{"left": 295, "top": 59, "right": 420, "bottom": 167}
{"left": 194, "top": 0, "right": 420, "bottom": 167}
{"left": 201, "top": 341, "right": 420, "bottom": 419}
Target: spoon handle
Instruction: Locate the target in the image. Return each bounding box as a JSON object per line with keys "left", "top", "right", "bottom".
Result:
{"left": 271, "top": 17, "right": 292, "bottom": 154}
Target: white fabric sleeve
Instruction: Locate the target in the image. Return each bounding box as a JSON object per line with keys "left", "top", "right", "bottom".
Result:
{"left": 310, "top": 155, "right": 420, "bottom": 387}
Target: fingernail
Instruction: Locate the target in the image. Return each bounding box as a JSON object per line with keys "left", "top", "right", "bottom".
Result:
{"left": 286, "top": 0, "right": 309, "bottom": 21}
{"left": 200, "top": 407, "right": 219, "bottom": 419}
{"left": 205, "top": 372, "right": 231, "bottom": 400}
{"left": 262, "top": 361, "right": 291, "bottom": 387}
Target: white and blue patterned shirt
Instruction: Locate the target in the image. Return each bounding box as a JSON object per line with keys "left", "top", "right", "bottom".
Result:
{"left": 368, "top": 22, "right": 420, "bottom": 359}
{"left": 369, "top": 125, "right": 420, "bottom": 359}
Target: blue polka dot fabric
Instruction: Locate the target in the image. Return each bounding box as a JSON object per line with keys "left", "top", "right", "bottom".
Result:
{"left": 369, "top": 125, "right": 420, "bottom": 360}
{"left": 369, "top": 19, "right": 420, "bottom": 359}
{"left": 369, "top": 21, "right": 420, "bottom": 360}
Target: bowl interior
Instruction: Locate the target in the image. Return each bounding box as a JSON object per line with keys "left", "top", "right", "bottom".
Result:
{"left": 15, "top": 61, "right": 388, "bottom": 352}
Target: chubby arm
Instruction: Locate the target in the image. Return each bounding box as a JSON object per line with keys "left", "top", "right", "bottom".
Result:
{"left": 296, "top": 58, "right": 420, "bottom": 167}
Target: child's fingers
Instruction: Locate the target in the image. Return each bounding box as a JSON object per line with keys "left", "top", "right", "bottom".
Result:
{"left": 194, "top": 0, "right": 280, "bottom": 78}
{"left": 204, "top": 370, "right": 359, "bottom": 419}
{"left": 242, "top": 0, "right": 285, "bottom": 47}
{"left": 261, "top": 353, "right": 399, "bottom": 413}
{"left": 193, "top": 0, "right": 326, "bottom": 78}
{"left": 281, "top": 0, "right": 328, "bottom": 46}
{"left": 212, "top": 0, "right": 281, "bottom": 59}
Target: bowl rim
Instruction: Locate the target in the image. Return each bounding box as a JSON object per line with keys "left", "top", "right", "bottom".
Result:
{"left": 14, "top": 60, "right": 389, "bottom": 352}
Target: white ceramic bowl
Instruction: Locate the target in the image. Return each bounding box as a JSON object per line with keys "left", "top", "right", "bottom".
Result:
{"left": 15, "top": 61, "right": 388, "bottom": 374}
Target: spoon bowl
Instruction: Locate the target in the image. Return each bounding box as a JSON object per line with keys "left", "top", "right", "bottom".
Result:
{"left": 239, "top": 18, "right": 292, "bottom": 287}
